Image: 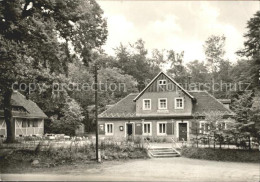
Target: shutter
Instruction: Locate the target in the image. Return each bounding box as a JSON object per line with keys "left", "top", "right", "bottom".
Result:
{"left": 166, "top": 122, "right": 173, "bottom": 135}
{"left": 98, "top": 124, "right": 105, "bottom": 135}
{"left": 205, "top": 123, "right": 209, "bottom": 132}
{"left": 191, "top": 121, "right": 198, "bottom": 135}
{"left": 135, "top": 123, "right": 142, "bottom": 135}
{"left": 200, "top": 123, "right": 205, "bottom": 134}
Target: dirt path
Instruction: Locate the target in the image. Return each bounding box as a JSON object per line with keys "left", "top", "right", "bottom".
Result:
{"left": 1, "top": 157, "right": 259, "bottom": 181}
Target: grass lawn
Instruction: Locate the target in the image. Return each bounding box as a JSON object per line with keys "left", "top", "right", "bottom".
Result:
{"left": 181, "top": 147, "right": 260, "bottom": 163}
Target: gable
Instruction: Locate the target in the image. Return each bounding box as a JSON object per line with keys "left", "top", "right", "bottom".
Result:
{"left": 145, "top": 73, "right": 177, "bottom": 92}
{"left": 133, "top": 72, "right": 194, "bottom": 101}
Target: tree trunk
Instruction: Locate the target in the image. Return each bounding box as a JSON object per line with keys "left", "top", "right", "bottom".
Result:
{"left": 248, "top": 136, "right": 251, "bottom": 151}
{"left": 208, "top": 136, "right": 210, "bottom": 148}
{"left": 4, "top": 89, "right": 15, "bottom": 143}
{"left": 219, "top": 136, "right": 222, "bottom": 149}
{"left": 196, "top": 135, "right": 198, "bottom": 148}
{"left": 213, "top": 133, "right": 216, "bottom": 150}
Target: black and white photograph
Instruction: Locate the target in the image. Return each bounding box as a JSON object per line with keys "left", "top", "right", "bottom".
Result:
{"left": 0, "top": 0, "right": 260, "bottom": 181}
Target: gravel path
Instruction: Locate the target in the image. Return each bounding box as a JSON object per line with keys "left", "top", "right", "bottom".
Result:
{"left": 1, "top": 157, "right": 259, "bottom": 181}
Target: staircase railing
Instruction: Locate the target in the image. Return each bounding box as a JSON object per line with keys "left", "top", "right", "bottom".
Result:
{"left": 144, "top": 137, "right": 151, "bottom": 149}
{"left": 171, "top": 138, "right": 181, "bottom": 155}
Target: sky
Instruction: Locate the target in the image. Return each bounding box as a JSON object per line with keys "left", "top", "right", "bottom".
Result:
{"left": 97, "top": 0, "right": 259, "bottom": 64}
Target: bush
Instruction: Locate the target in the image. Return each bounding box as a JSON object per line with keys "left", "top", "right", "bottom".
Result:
{"left": 2, "top": 139, "right": 149, "bottom": 169}
{"left": 134, "top": 136, "right": 142, "bottom": 144}
{"left": 181, "top": 147, "right": 260, "bottom": 163}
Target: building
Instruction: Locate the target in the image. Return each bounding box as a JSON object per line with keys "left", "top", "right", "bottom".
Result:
{"left": 0, "top": 91, "right": 47, "bottom": 137}
{"left": 98, "top": 72, "right": 235, "bottom": 141}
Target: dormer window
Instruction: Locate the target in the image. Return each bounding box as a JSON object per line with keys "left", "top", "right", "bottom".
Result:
{"left": 175, "top": 97, "right": 184, "bottom": 109}
{"left": 143, "top": 99, "right": 151, "bottom": 110}
{"left": 158, "top": 80, "right": 167, "bottom": 85}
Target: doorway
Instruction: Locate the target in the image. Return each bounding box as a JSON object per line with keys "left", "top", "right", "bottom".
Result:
{"left": 127, "top": 123, "right": 133, "bottom": 141}
{"left": 127, "top": 123, "right": 133, "bottom": 136}
{"left": 179, "top": 123, "right": 187, "bottom": 141}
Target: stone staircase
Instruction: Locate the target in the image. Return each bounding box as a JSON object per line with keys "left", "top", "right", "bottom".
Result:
{"left": 148, "top": 147, "right": 181, "bottom": 158}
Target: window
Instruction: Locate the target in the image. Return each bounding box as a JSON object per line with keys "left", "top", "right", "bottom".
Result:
{"left": 222, "top": 123, "right": 226, "bottom": 129}
{"left": 105, "top": 123, "right": 114, "bottom": 135}
{"left": 218, "top": 122, "right": 226, "bottom": 130}
{"left": 143, "top": 122, "right": 152, "bottom": 135}
{"left": 158, "top": 80, "right": 167, "bottom": 85}
{"left": 143, "top": 99, "right": 151, "bottom": 110}
{"left": 175, "top": 97, "right": 184, "bottom": 109}
{"left": 158, "top": 122, "right": 166, "bottom": 135}
{"left": 199, "top": 121, "right": 210, "bottom": 134}
{"left": 33, "top": 120, "right": 38, "bottom": 127}
{"left": 22, "top": 119, "right": 28, "bottom": 128}
{"left": 158, "top": 98, "right": 167, "bottom": 109}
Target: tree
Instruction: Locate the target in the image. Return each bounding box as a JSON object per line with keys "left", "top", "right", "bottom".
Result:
{"left": 113, "top": 40, "right": 161, "bottom": 91}
{"left": 67, "top": 53, "right": 138, "bottom": 133}
{"left": 166, "top": 50, "right": 188, "bottom": 86}
{"left": 238, "top": 11, "right": 260, "bottom": 59}
{"left": 190, "top": 113, "right": 204, "bottom": 148}
{"left": 231, "top": 91, "right": 254, "bottom": 124}
{"left": 186, "top": 60, "right": 210, "bottom": 90}
{"left": 150, "top": 49, "right": 167, "bottom": 68}
{"left": 231, "top": 90, "right": 260, "bottom": 149}
{"left": 203, "top": 35, "right": 226, "bottom": 74}
{"left": 204, "top": 111, "right": 225, "bottom": 149}
{"left": 50, "top": 97, "right": 84, "bottom": 136}
{"left": 237, "top": 11, "right": 260, "bottom": 90}
{"left": 0, "top": 0, "right": 107, "bottom": 142}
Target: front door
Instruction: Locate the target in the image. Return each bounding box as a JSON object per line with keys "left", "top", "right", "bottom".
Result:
{"left": 127, "top": 123, "right": 133, "bottom": 136}
{"left": 179, "top": 123, "right": 187, "bottom": 141}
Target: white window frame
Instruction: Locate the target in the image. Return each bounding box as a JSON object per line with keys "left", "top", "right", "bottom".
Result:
{"left": 157, "top": 122, "right": 167, "bottom": 136}
{"left": 105, "top": 123, "right": 114, "bottom": 135}
{"left": 216, "top": 121, "right": 227, "bottom": 130}
{"left": 143, "top": 99, "right": 151, "bottom": 110}
{"left": 175, "top": 97, "right": 184, "bottom": 109}
{"left": 158, "top": 98, "right": 167, "bottom": 110}
{"left": 143, "top": 122, "right": 152, "bottom": 136}
{"left": 199, "top": 121, "right": 210, "bottom": 134}
{"left": 158, "top": 79, "right": 167, "bottom": 85}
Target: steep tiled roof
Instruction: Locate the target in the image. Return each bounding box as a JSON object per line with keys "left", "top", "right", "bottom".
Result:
{"left": 99, "top": 91, "right": 234, "bottom": 119}
{"left": 0, "top": 92, "right": 47, "bottom": 118}
{"left": 99, "top": 93, "right": 137, "bottom": 118}
{"left": 189, "top": 91, "right": 235, "bottom": 116}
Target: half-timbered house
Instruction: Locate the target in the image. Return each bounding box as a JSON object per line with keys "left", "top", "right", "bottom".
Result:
{"left": 0, "top": 91, "right": 47, "bottom": 137}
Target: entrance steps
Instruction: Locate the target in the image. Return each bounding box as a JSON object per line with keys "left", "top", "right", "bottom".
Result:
{"left": 148, "top": 147, "right": 181, "bottom": 158}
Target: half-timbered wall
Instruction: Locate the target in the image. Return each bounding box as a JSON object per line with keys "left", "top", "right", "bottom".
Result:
{"left": 15, "top": 118, "right": 44, "bottom": 136}
{"left": 0, "top": 118, "right": 6, "bottom": 136}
